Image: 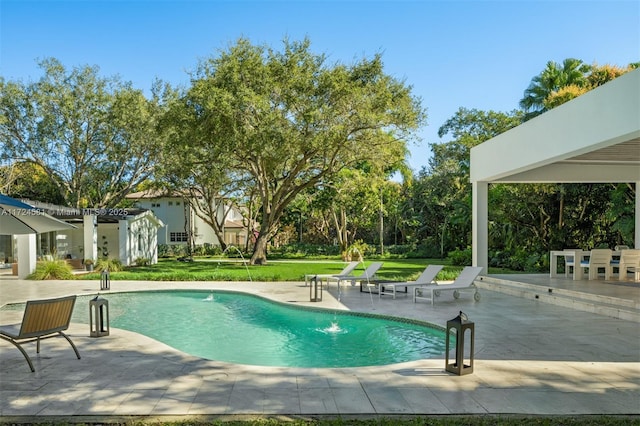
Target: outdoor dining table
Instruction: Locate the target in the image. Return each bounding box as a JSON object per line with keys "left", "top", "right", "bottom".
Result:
{"left": 549, "top": 250, "right": 621, "bottom": 280}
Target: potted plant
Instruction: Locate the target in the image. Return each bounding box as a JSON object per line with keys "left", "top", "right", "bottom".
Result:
{"left": 84, "top": 258, "right": 94, "bottom": 272}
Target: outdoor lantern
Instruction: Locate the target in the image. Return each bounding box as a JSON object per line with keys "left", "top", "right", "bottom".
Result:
{"left": 310, "top": 275, "right": 323, "bottom": 302}
{"left": 89, "top": 295, "right": 110, "bottom": 337}
{"left": 100, "top": 268, "right": 110, "bottom": 290}
{"left": 445, "top": 311, "right": 474, "bottom": 375}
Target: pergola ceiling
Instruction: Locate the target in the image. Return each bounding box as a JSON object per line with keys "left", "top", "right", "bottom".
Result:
{"left": 563, "top": 138, "right": 640, "bottom": 165}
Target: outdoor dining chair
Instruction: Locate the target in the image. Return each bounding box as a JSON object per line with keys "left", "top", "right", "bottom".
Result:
{"left": 579, "top": 249, "right": 613, "bottom": 280}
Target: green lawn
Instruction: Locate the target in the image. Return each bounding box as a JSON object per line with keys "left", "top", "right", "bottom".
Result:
{"left": 79, "top": 257, "right": 471, "bottom": 281}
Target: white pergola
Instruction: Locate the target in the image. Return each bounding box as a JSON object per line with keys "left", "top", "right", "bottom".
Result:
{"left": 470, "top": 69, "right": 640, "bottom": 271}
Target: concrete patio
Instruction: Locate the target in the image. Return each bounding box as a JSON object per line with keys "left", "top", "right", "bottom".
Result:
{"left": 0, "top": 274, "right": 638, "bottom": 420}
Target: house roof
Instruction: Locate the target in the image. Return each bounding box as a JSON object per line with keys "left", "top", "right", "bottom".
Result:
{"left": 126, "top": 189, "right": 178, "bottom": 199}
{"left": 470, "top": 69, "right": 640, "bottom": 184}
{"left": 25, "top": 200, "right": 161, "bottom": 225}
{"left": 224, "top": 220, "right": 246, "bottom": 229}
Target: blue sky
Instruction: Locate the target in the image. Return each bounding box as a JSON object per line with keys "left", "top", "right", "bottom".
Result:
{"left": 1, "top": 0, "right": 638, "bottom": 172}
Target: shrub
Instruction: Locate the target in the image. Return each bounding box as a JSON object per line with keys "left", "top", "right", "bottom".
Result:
{"left": 158, "top": 244, "right": 189, "bottom": 258}
{"left": 385, "top": 244, "right": 415, "bottom": 256}
{"left": 270, "top": 243, "right": 341, "bottom": 258}
{"left": 196, "top": 243, "right": 221, "bottom": 256}
{"left": 448, "top": 248, "right": 472, "bottom": 266}
{"left": 158, "top": 244, "right": 173, "bottom": 258}
{"left": 172, "top": 244, "right": 188, "bottom": 257}
{"left": 134, "top": 257, "right": 150, "bottom": 266}
{"left": 488, "top": 249, "right": 547, "bottom": 272}
{"left": 28, "top": 259, "right": 74, "bottom": 280}
{"left": 406, "top": 241, "right": 442, "bottom": 258}
{"left": 96, "top": 258, "right": 123, "bottom": 272}
{"left": 346, "top": 240, "right": 373, "bottom": 260}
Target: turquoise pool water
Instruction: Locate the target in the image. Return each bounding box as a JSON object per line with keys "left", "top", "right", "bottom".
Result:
{"left": 71, "top": 290, "right": 447, "bottom": 368}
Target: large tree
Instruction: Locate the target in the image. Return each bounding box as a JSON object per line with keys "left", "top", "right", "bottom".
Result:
{"left": 407, "top": 108, "right": 523, "bottom": 256}
{"left": 0, "top": 58, "right": 162, "bottom": 208}
{"left": 519, "top": 59, "right": 637, "bottom": 121}
{"left": 519, "top": 58, "right": 590, "bottom": 121}
{"left": 166, "top": 38, "right": 424, "bottom": 264}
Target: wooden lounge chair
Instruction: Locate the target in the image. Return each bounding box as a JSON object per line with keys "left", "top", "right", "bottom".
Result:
{"left": 0, "top": 295, "right": 81, "bottom": 372}
{"left": 376, "top": 265, "right": 444, "bottom": 299}
{"left": 304, "top": 261, "right": 360, "bottom": 287}
{"left": 413, "top": 266, "right": 483, "bottom": 305}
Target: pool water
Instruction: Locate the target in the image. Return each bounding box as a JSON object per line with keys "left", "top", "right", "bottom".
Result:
{"left": 72, "top": 290, "right": 447, "bottom": 368}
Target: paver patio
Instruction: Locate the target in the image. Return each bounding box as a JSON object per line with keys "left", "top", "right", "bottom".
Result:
{"left": 0, "top": 275, "right": 638, "bottom": 419}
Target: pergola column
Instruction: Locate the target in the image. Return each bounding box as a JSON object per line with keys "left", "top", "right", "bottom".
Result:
{"left": 472, "top": 181, "right": 488, "bottom": 273}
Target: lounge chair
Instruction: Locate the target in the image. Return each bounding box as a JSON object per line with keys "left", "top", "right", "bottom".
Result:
{"left": 304, "top": 261, "right": 360, "bottom": 287}
{"left": 376, "top": 265, "right": 444, "bottom": 299}
{"left": 325, "top": 262, "right": 383, "bottom": 291}
{"left": 0, "top": 295, "right": 81, "bottom": 372}
{"left": 580, "top": 249, "right": 613, "bottom": 280}
{"left": 413, "top": 266, "right": 483, "bottom": 305}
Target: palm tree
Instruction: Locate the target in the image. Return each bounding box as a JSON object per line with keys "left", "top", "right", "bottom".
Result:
{"left": 519, "top": 58, "right": 591, "bottom": 121}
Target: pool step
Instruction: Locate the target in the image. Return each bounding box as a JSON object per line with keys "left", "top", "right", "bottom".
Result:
{"left": 476, "top": 276, "right": 640, "bottom": 322}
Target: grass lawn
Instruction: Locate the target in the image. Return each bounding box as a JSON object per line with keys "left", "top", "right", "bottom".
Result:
{"left": 78, "top": 257, "right": 481, "bottom": 281}
{"left": 78, "top": 252, "right": 522, "bottom": 282}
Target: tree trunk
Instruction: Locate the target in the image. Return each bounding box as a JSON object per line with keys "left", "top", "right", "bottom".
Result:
{"left": 250, "top": 234, "right": 268, "bottom": 265}
{"left": 332, "top": 207, "right": 351, "bottom": 260}
{"left": 379, "top": 193, "right": 384, "bottom": 255}
{"left": 558, "top": 187, "right": 564, "bottom": 229}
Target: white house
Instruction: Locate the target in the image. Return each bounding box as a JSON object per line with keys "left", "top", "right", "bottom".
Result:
{"left": 1, "top": 202, "right": 164, "bottom": 278}
{"left": 125, "top": 190, "right": 250, "bottom": 248}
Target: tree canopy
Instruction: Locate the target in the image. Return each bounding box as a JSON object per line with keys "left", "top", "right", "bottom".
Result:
{"left": 519, "top": 59, "right": 637, "bottom": 121}
{"left": 0, "top": 58, "right": 163, "bottom": 208}
{"left": 163, "top": 38, "right": 424, "bottom": 264}
{"left": 0, "top": 50, "right": 634, "bottom": 272}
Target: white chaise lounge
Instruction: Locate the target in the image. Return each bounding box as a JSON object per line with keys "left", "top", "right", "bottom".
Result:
{"left": 377, "top": 264, "right": 444, "bottom": 299}
{"left": 325, "top": 262, "right": 383, "bottom": 291}
{"left": 413, "top": 266, "right": 483, "bottom": 305}
{"left": 304, "top": 261, "right": 360, "bottom": 287}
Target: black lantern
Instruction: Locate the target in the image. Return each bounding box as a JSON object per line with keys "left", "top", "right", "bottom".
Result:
{"left": 100, "top": 269, "right": 110, "bottom": 290}
{"left": 310, "top": 275, "right": 323, "bottom": 302}
{"left": 89, "top": 295, "right": 110, "bottom": 337}
{"left": 445, "top": 311, "right": 474, "bottom": 375}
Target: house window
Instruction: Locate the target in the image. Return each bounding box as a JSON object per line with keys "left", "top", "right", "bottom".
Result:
{"left": 151, "top": 202, "right": 161, "bottom": 208}
{"left": 168, "top": 201, "right": 173, "bottom": 206}
{"left": 169, "top": 232, "right": 188, "bottom": 242}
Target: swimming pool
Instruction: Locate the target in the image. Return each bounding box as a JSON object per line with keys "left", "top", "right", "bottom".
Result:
{"left": 71, "top": 290, "right": 447, "bottom": 368}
